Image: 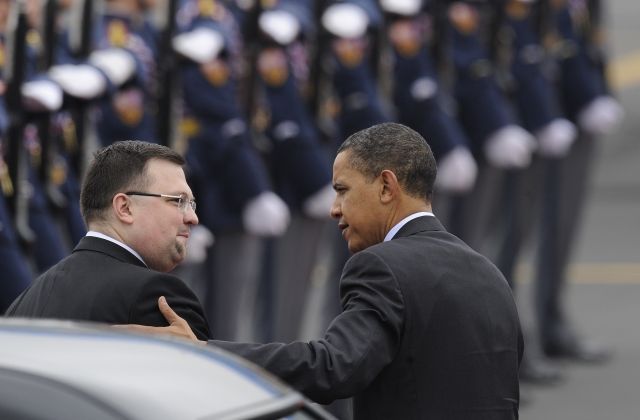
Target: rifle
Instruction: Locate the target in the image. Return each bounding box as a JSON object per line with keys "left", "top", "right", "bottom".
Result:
{"left": 488, "top": 0, "right": 507, "bottom": 65}
{"left": 309, "top": 0, "right": 329, "bottom": 121}
{"left": 4, "top": 0, "right": 36, "bottom": 244}
{"left": 242, "top": 0, "right": 265, "bottom": 122}
{"left": 430, "top": 0, "right": 455, "bottom": 89}
{"left": 37, "top": 0, "right": 67, "bottom": 208}
{"left": 587, "top": 0, "right": 601, "bottom": 29}
{"left": 40, "top": 0, "right": 58, "bottom": 72}
{"left": 156, "top": 0, "right": 179, "bottom": 148}
{"left": 67, "top": 0, "right": 96, "bottom": 176}
{"left": 586, "top": 0, "right": 607, "bottom": 80}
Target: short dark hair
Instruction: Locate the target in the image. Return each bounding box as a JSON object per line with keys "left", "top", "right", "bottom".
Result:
{"left": 80, "top": 140, "right": 185, "bottom": 224}
{"left": 337, "top": 123, "right": 437, "bottom": 200}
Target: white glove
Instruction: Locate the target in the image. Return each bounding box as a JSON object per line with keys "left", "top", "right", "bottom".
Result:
{"left": 242, "top": 191, "right": 291, "bottom": 237}
{"left": 380, "top": 0, "right": 422, "bottom": 16}
{"left": 322, "top": 3, "right": 369, "bottom": 39}
{"left": 49, "top": 64, "right": 108, "bottom": 99}
{"left": 536, "top": 118, "right": 577, "bottom": 158}
{"left": 259, "top": 9, "right": 301, "bottom": 46}
{"left": 172, "top": 27, "right": 224, "bottom": 64}
{"left": 410, "top": 77, "right": 438, "bottom": 101}
{"left": 435, "top": 146, "right": 478, "bottom": 193}
{"left": 89, "top": 48, "right": 137, "bottom": 87}
{"left": 184, "top": 225, "right": 214, "bottom": 264}
{"left": 302, "top": 183, "right": 335, "bottom": 219}
{"left": 21, "top": 79, "right": 63, "bottom": 112}
{"left": 484, "top": 125, "right": 537, "bottom": 169}
{"left": 577, "top": 95, "right": 624, "bottom": 136}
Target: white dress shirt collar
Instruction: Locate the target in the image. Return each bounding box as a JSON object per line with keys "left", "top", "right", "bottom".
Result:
{"left": 384, "top": 211, "right": 434, "bottom": 242}
{"left": 86, "top": 231, "right": 147, "bottom": 267}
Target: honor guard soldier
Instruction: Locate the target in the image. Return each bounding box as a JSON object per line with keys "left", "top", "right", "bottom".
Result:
{"left": 447, "top": 0, "right": 536, "bottom": 169}
{"left": 319, "top": 0, "right": 391, "bottom": 292}
{"left": 380, "top": 0, "right": 478, "bottom": 195}
{"left": 24, "top": 0, "right": 87, "bottom": 249}
{"left": 47, "top": 0, "right": 155, "bottom": 147}
{"left": 483, "top": 0, "right": 578, "bottom": 384}
{"left": 530, "top": 0, "right": 621, "bottom": 363}
{"left": 23, "top": 124, "right": 70, "bottom": 271}
{"left": 321, "top": 0, "right": 389, "bottom": 138}
{"left": 0, "top": 82, "right": 32, "bottom": 312}
{"left": 255, "top": 0, "right": 333, "bottom": 220}
{"left": 1, "top": 0, "right": 71, "bottom": 276}
{"left": 92, "top": 0, "right": 159, "bottom": 145}
{"left": 249, "top": 0, "right": 341, "bottom": 342}
{"left": 0, "top": 184, "right": 33, "bottom": 313}
{"left": 501, "top": 0, "right": 577, "bottom": 157}
{"left": 172, "top": 0, "right": 291, "bottom": 340}
{"left": 440, "top": 0, "right": 537, "bottom": 248}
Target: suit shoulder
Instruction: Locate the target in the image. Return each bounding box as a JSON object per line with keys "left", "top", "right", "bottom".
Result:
{"left": 359, "top": 237, "right": 419, "bottom": 260}
{"left": 137, "top": 271, "right": 198, "bottom": 296}
{"left": 346, "top": 246, "right": 389, "bottom": 265}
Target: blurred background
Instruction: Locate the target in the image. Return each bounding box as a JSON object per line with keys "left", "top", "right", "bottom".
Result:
{"left": 0, "top": 0, "right": 637, "bottom": 418}
{"left": 520, "top": 0, "right": 640, "bottom": 417}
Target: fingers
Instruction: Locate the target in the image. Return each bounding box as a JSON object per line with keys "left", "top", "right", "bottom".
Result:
{"left": 110, "top": 298, "right": 202, "bottom": 344}
{"left": 158, "top": 296, "right": 181, "bottom": 325}
{"left": 111, "top": 324, "right": 170, "bottom": 335}
{"left": 112, "top": 322, "right": 198, "bottom": 343}
{"left": 112, "top": 324, "right": 142, "bottom": 331}
{"left": 157, "top": 296, "right": 200, "bottom": 343}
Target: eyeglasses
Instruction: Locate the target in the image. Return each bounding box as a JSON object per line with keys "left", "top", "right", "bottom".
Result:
{"left": 125, "top": 191, "right": 196, "bottom": 213}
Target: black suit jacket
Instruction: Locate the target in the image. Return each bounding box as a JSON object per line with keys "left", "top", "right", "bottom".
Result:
{"left": 5, "top": 236, "right": 210, "bottom": 340}
{"left": 213, "top": 216, "right": 523, "bottom": 419}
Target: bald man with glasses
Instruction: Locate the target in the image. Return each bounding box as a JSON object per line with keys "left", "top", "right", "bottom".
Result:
{"left": 5, "top": 141, "right": 211, "bottom": 340}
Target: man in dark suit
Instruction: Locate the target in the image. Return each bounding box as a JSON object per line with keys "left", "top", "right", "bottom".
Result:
{"left": 125, "top": 123, "right": 523, "bottom": 419}
{"left": 5, "top": 141, "right": 210, "bottom": 340}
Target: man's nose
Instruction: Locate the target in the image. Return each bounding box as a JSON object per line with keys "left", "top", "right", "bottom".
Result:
{"left": 330, "top": 201, "right": 340, "bottom": 219}
{"left": 184, "top": 206, "right": 199, "bottom": 225}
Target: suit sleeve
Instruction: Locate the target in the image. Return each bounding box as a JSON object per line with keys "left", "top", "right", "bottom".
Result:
{"left": 211, "top": 250, "right": 404, "bottom": 404}
{"left": 130, "top": 274, "right": 211, "bottom": 340}
{"left": 4, "top": 291, "right": 26, "bottom": 316}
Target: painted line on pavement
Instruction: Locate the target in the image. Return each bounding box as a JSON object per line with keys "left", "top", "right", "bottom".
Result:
{"left": 516, "top": 263, "right": 640, "bottom": 285}
{"left": 609, "top": 51, "right": 640, "bottom": 90}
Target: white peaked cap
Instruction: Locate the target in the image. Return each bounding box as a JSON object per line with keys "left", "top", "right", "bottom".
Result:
{"left": 259, "top": 9, "right": 301, "bottom": 45}
{"left": 172, "top": 28, "right": 225, "bottom": 64}
{"left": 380, "top": 0, "right": 422, "bottom": 16}
{"left": 322, "top": 3, "right": 369, "bottom": 39}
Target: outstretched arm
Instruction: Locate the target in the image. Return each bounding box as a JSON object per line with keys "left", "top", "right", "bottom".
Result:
{"left": 131, "top": 274, "right": 211, "bottom": 340}
{"left": 114, "top": 296, "right": 204, "bottom": 344}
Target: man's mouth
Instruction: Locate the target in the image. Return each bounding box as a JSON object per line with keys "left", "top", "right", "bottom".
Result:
{"left": 338, "top": 223, "right": 348, "bottom": 236}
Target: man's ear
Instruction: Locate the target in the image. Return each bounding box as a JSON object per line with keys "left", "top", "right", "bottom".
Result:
{"left": 112, "top": 193, "right": 134, "bottom": 224}
{"left": 379, "top": 169, "right": 400, "bottom": 204}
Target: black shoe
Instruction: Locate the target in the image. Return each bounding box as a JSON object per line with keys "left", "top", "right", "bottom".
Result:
{"left": 543, "top": 335, "right": 612, "bottom": 364}
{"left": 519, "top": 356, "right": 563, "bottom": 386}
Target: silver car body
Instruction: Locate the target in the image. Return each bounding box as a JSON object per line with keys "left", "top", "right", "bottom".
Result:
{"left": 0, "top": 319, "right": 334, "bottom": 420}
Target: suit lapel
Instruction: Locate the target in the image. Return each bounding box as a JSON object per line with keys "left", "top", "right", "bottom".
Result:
{"left": 73, "top": 236, "right": 148, "bottom": 268}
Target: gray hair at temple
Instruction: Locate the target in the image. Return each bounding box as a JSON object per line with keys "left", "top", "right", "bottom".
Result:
{"left": 337, "top": 123, "right": 437, "bottom": 201}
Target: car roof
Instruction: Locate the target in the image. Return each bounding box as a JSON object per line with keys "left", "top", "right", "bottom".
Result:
{"left": 0, "top": 319, "right": 307, "bottom": 420}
